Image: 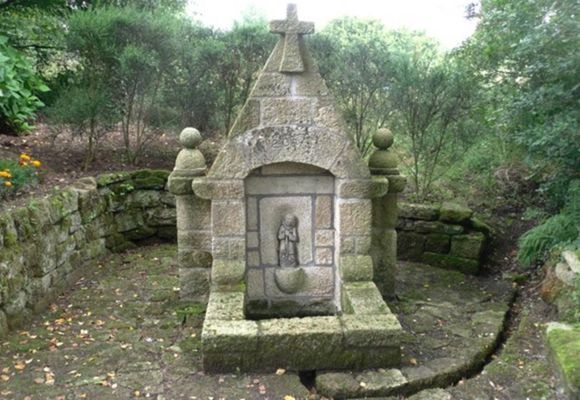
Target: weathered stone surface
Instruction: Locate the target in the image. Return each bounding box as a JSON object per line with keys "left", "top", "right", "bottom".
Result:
{"left": 339, "top": 199, "right": 372, "bottom": 236}
{"left": 316, "top": 372, "right": 360, "bottom": 398}
{"left": 258, "top": 316, "right": 344, "bottom": 369}
{"left": 439, "top": 202, "right": 473, "bottom": 223}
{"left": 179, "top": 267, "right": 210, "bottom": 301}
{"left": 315, "top": 229, "right": 335, "bottom": 247}
{"left": 192, "top": 178, "right": 244, "bottom": 199}
{"left": 246, "top": 197, "right": 258, "bottom": 230}
{"left": 340, "top": 255, "right": 374, "bottom": 282}
{"left": 371, "top": 229, "right": 397, "bottom": 296}
{"left": 315, "top": 247, "right": 333, "bottom": 265}
{"left": 408, "top": 389, "right": 452, "bottom": 400}
{"left": 250, "top": 73, "right": 290, "bottom": 97}
{"left": 246, "top": 175, "right": 333, "bottom": 195}
{"left": 386, "top": 175, "right": 407, "bottom": 193}
{"left": 246, "top": 268, "right": 265, "bottom": 298}
{"left": 546, "top": 322, "right": 580, "bottom": 399}
{"left": 212, "top": 200, "right": 245, "bottom": 237}
{"left": 205, "top": 290, "right": 245, "bottom": 321}
{"left": 399, "top": 203, "right": 440, "bottom": 220}
{"left": 211, "top": 259, "right": 245, "bottom": 286}
{"left": 342, "top": 282, "right": 390, "bottom": 314}
{"left": 260, "top": 161, "right": 328, "bottom": 175}
{"left": 174, "top": 148, "right": 206, "bottom": 171}
{"left": 425, "top": 233, "right": 451, "bottom": 254}
{"left": 209, "top": 126, "right": 369, "bottom": 179}
{"left": 397, "top": 232, "right": 426, "bottom": 261}
{"left": 263, "top": 266, "right": 334, "bottom": 298}
{"left": 315, "top": 195, "right": 333, "bottom": 229}
{"left": 202, "top": 319, "right": 259, "bottom": 353}
{"left": 337, "top": 177, "right": 389, "bottom": 198}
{"left": 341, "top": 314, "right": 401, "bottom": 347}
{"left": 450, "top": 233, "right": 485, "bottom": 259}
{"left": 413, "top": 221, "right": 465, "bottom": 235}
{"left": 228, "top": 99, "right": 261, "bottom": 137}
{"left": 261, "top": 98, "right": 315, "bottom": 125}
{"left": 422, "top": 252, "right": 479, "bottom": 275}
{"left": 372, "top": 193, "right": 399, "bottom": 229}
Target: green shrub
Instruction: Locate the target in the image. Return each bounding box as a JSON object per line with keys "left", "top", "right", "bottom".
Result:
{"left": 518, "top": 181, "right": 580, "bottom": 266}
{"left": 0, "top": 36, "right": 49, "bottom": 133}
{"left": 0, "top": 154, "right": 42, "bottom": 200}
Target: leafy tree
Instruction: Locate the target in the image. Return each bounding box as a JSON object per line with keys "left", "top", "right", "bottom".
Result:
{"left": 311, "top": 17, "right": 393, "bottom": 156}
{"left": 461, "top": 0, "right": 580, "bottom": 209}
{"left": 164, "top": 23, "right": 223, "bottom": 132}
{"left": 0, "top": 36, "right": 49, "bottom": 133}
{"left": 64, "top": 6, "right": 181, "bottom": 163}
{"left": 47, "top": 84, "right": 117, "bottom": 170}
{"left": 388, "top": 53, "right": 475, "bottom": 200}
{"left": 214, "top": 15, "right": 275, "bottom": 134}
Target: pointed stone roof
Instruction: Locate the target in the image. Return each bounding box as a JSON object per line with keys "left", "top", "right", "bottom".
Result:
{"left": 208, "top": 4, "right": 369, "bottom": 179}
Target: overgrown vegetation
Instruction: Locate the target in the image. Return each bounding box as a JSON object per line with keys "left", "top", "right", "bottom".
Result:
{"left": 518, "top": 181, "right": 579, "bottom": 266}
{"left": 0, "top": 0, "right": 578, "bottom": 268}
{"left": 0, "top": 36, "right": 49, "bottom": 132}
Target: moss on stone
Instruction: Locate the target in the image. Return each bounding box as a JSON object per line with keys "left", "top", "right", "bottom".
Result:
{"left": 546, "top": 323, "right": 580, "bottom": 394}
{"left": 0, "top": 213, "right": 18, "bottom": 247}
{"left": 130, "top": 169, "right": 169, "bottom": 190}
{"left": 439, "top": 202, "right": 473, "bottom": 223}
{"left": 469, "top": 217, "right": 493, "bottom": 236}
{"left": 96, "top": 172, "right": 132, "bottom": 187}
{"left": 422, "top": 252, "right": 479, "bottom": 275}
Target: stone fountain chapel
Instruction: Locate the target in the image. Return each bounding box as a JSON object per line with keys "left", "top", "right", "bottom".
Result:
{"left": 169, "top": 4, "right": 407, "bottom": 372}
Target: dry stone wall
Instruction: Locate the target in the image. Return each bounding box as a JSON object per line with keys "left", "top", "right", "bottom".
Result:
{"left": 0, "top": 170, "right": 176, "bottom": 337}
{"left": 396, "top": 202, "right": 492, "bottom": 274}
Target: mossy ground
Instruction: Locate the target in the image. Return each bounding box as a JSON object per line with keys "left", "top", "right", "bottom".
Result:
{"left": 0, "top": 246, "right": 570, "bottom": 399}
{"left": 0, "top": 244, "right": 308, "bottom": 399}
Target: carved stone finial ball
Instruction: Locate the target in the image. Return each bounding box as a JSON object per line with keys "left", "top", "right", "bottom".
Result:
{"left": 180, "top": 127, "right": 202, "bottom": 149}
{"left": 373, "top": 128, "right": 394, "bottom": 149}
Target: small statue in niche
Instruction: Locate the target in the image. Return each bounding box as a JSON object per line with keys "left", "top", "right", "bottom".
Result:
{"left": 278, "top": 214, "right": 298, "bottom": 267}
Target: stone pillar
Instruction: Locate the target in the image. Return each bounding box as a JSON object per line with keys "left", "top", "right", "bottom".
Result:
{"left": 168, "top": 128, "right": 211, "bottom": 302}
{"left": 369, "top": 129, "right": 406, "bottom": 298}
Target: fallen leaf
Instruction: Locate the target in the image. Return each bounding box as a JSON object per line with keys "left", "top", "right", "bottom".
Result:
{"left": 0, "top": 375, "right": 9, "bottom": 382}
{"left": 34, "top": 377, "right": 44, "bottom": 384}
{"left": 284, "top": 396, "right": 296, "bottom": 400}
{"left": 14, "top": 361, "right": 26, "bottom": 370}
{"left": 276, "top": 368, "right": 286, "bottom": 376}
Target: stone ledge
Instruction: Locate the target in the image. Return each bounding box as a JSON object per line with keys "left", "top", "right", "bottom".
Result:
{"left": 201, "top": 277, "right": 401, "bottom": 372}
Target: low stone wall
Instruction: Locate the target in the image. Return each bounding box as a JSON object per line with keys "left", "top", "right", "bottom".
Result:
{"left": 0, "top": 170, "right": 176, "bottom": 337}
{"left": 396, "top": 202, "right": 492, "bottom": 274}
{"left": 0, "top": 169, "right": 493, "bottom": 338}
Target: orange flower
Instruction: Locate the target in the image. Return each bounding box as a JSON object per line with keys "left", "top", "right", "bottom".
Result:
{"left": 31, "top": 160, "right": 41, "bottom": 168}
{"left": 3, "top": 181, "right": 12, "bottom": 187}
{"left": 0, "top": 171, "right": 11, "bottom": 178}
{"left": 19, "top": 153, "right": 31, "bottom": 162}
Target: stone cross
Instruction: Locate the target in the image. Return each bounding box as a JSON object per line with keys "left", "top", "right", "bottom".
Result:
{"left": 269, "top": 4, "right": 314, "bottom": 73}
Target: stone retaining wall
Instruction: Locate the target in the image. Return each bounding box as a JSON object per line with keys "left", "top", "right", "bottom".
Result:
{"left": 0, "top": 169, "right": 493, "bottom": 338}
{"left": 0, "top": 170, "right": 176, "bottom": 337}
{"left": 396, "top": 202, "right": 492, "bottom": 274}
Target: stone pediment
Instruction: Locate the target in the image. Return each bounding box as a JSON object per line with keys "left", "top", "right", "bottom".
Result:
{"left": 208, "top": 4, "right": 368, "bottom": 179}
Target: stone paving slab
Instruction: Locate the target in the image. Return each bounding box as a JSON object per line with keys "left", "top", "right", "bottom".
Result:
{"left": 315, "top": 262, "right": 515, "bottom": 398}
{"left": 0, "top": 246, "right": 567, "bottom": 399}
{"left": 0, "top": 245, "right": 309, "bottom": 400}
